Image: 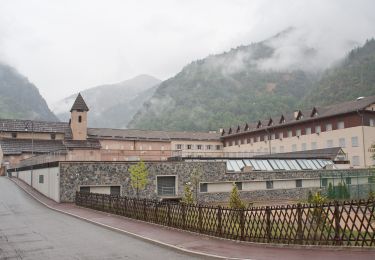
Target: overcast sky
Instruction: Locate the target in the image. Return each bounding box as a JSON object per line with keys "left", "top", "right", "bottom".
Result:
{"left": 0, "top": 0, "right": 375, "bottom": 105}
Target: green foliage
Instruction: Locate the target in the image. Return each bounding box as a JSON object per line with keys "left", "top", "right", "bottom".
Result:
{"left": 130, "top": 38, "right": 375, "bottom": 132}
{"left": 303, "top": 38, "right": 375, "bottom": 107}
{"left": 229, "top": 183, "right": 245, "bottom": 209}
{"left": 0, "top": 63, "right": 57, "bottom": 120}
{"left": 190, "top": 166, "right": 202, "bottom": 202}
{"left": 181, "top": 182, "right": 194, "bottom": 204}
{"left": 128, "top": 160, "right": 148, "bottom": 198}
{"left": 327, "top": 183, "right": 335, "bottom": 199}
{"left": 308, "top": 191, "right": 327, "bottom": 204}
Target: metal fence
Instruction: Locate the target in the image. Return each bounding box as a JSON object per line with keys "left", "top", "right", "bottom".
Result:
{"left": 75, "top": 192, "right": 375, "bottom": 247}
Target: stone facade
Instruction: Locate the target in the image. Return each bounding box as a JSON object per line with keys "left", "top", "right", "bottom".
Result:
{"left": 59, "top": 161, "right": 374, "bottom": 203}
{"left": 59, "top": 161, "right": 226, "bottom": 202}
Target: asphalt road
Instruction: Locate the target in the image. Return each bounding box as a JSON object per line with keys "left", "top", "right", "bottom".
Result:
{"left": 0, "top": 177, "right": 200, "bottom": 260}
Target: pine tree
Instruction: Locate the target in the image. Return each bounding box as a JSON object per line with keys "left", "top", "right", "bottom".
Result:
{"left": 181, "top": 182, "right": 194, "bottom": 204}
{"left": 229, "top": 183, "right": 245, "bottom": 209}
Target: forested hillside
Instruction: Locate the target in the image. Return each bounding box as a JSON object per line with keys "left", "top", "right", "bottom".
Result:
{"left": 0, "top": 63, "right": 57, "bottom": 121}
{"left": 302, "top": 39, "right": 375, "bottom": 106}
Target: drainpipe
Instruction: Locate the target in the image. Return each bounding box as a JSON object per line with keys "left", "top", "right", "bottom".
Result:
{"left": 357, "top": 110, "right": 367, "bottom": 167}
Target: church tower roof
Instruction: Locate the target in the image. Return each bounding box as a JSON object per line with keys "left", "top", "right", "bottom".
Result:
{"left": 70, "top": 93, "right": 89, "bottom": 112}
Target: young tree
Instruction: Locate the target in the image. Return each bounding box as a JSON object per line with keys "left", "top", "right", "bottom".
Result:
{"left": 190, "top": 166, "right": 202, "bottom": 203}
{"left": 181, "top": 182, "right": 194, "bottom": 204}
{"left": 128, "top": 160, "right": 148, "bottom": 198}
{"left": 229, "top": 183, "right": 245, "bottom": 209}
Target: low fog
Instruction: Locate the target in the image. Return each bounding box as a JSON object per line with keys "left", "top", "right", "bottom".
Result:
{"left": 0, "top": 0, "right": 374, "bottom": 104}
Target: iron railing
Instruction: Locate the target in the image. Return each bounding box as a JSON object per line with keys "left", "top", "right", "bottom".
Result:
{"left": 75, "top": 192, "right": 375, "bottom": 247}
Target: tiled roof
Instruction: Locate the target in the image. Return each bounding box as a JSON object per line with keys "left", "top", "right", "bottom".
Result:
{"left": 253, "top": 147, "right": 345, "bottom": 160}
{"left": 0, "top": 139, "right": 66, "bottom": 155}
{"left": 70, "top": 93, "right": 89, "bottom": 112}
{"left": 87, "top": 128, "right": 221, "bottom": 141}
{"left": 222, "top": 95, "right": 375, "bottom": 137}
{"left": 0, "top": 118, "right": 71, "bottom": 136}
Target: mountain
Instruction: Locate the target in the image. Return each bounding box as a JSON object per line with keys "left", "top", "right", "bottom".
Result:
{"left": 128, "top": 28, "right": 323, "bottom": 131}
{"left": 302, "top": 39, "right": 375, "bottom": 106}
{"left": 52, "top": 75, "right": 161, "bottom": 128}
{"left": 0, "top": 63, "right": 57, "bottom": 121}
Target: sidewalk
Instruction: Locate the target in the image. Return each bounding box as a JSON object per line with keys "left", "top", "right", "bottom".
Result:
{"left": 10, "top": 177, "right": 375, "bottom": 260}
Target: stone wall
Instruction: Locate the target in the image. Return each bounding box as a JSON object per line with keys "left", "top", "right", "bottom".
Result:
{"left": 59, "top": 161, "right": 226, "bottom": 202}
{"left": 59, "top": 161, "right": 374, "bottom": 203}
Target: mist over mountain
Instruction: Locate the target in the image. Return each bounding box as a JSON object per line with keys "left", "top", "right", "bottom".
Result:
{"left": 0, "top": 63, "right": 57, "bottom": 121}
{"left": 128, "top": 29, "right": 326, "bottom": 131}
{"left": 302, "top": 38, "right": 375, "bottom": 106}
{"left": 52, "top": 75, "right": 161, "bottom": 128}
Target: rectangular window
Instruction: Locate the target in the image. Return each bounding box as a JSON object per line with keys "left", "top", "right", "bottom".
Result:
{"left": 326, "top": 140, "right": 333, "bottom": 148}
{"left": 197, "top": 145, "right": 202, "bottom": 150}
{"left": 200, "top": 183, "right": 208, "bottom": 192}
{"left": 246, "top": 138, "right": 251, "bottom": 144}
{"left": 271, "top": 133, "right": 275, "bottom": 140}
{"left": 279, "top": 132, "right": 283, "bottom": 139}
{"left": 39, "top": 175, "right": 44, "bottom": 184}
{"left": 296, "top": 179, "right": 302, "bottom": 188}
{"left": 322, "top": 178, "right": 328, "bottom": 187}
{"left": 352, "top": 156, "right": 360, "bottom": 166}
{"left": 370, "top": 118, "right": 375, "bottom": 126}
{"left": 339, "top": 138, "right": 346, "bottom": 148}
{"left": 110, "top": 186, "right": 121, "bottom": 195}
{"left": 264, "top": 135, "right": 268, "bottom": 141}
{"left": 266, "top": 181, "right": 273, "bottom": 189}
{"left": 176, "top": 144, "right": 182, "bottom": 150}
{"left": 346, "top": 177, "right": 351, "bottom": 185}
{"left": 301, "top": 143, "right": 307, "bottom": 151}
{"left": 216, "top": 145, "right": 221, "bottom": 150}
{"left": 80, "top": 186, "right": 90, "bottom": 193}
{"left": 296, "top": 129, "right": 301, "bottom": 137}
{"left": 11, "top": 132, "right": 17, "bottom": 138}
{"left": 315, "top": 125, "right": 321, "bottom": 134}
{"left": 305, "top": 127, "right": 311, "bottom": 135}
{"left": 256, "top": 136, "right": 260, "bottom": 142}
{"left": 337, "top": 121, "right": 345, "bottom": 129}
{"left": 288, "top": 130, "right": 293, "bottom": 138}
{"left": 369, "top": 176, "right": 375, "bottom": 184}
{"left": 326, "top": 123, "right": 332, "bottom": 131}
{"left": 157, "top": 176, "right": 176, "bottom": 196}
{"left": 206, "top": 145, "right": 212, "bottom": 150}
{"left": 311, "top": 142, "right": 317, "bottom": 150}
{"left": 292, "top": 144, "right": 297, "bottom": 152}
{"left": 51, "top": 133, "right": 56, "bottom": 140}
{"left": 351, "top": 136, "right": 358, "bottom": 147}
{"left": 235, "top": 182, "right": 242, "bottom": 191}
{"left": 187, "top": 144, "right": 192, "bottom": 150}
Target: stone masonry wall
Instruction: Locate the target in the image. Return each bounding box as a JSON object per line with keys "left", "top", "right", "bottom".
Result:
{"left": 59, "top": 161, "right": 373, "bottom": 203}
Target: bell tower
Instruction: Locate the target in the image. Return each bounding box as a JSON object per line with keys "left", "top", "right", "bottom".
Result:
{"left": 70, "top": 93, "right": 89, "bottom": 140}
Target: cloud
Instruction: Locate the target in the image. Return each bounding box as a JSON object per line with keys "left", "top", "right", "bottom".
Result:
{"left": 0, "top": 0, "right": 374, "bottom": 104}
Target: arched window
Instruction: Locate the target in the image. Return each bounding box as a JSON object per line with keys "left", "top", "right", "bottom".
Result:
{"left": 78, "top": 115, "right": 82, "bottom": 123}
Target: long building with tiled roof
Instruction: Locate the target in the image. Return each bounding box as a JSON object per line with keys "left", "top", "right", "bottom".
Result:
{"left": 221, "top": 96, "right": 375, "bottom": 168}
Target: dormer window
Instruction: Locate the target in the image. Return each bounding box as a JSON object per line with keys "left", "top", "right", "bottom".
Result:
{"left": 311, "top": 107, "right": 319, "bottom": 117}
{"left": 228, "top": 128, "right": 232, "bottom": 134}
{"left": 257, "top": 121, "right": 262, "bottom": 128}
{"left": 11, "top": 132, "right": 17, "bottom": 138}
{"left": 279, "top": 115, "right": 285, "bottom": 124}
{"left": 78, "top": 115, "right": 82, "bottom": 123}
{"left": 236, "top": 125, "right": 241, "bottom": 133}
{"left": 268, "top": 118, "right": 273, "bottom": 126}
{"left": 295, "top": 111, "right": 303, "bottom": 120}
{"left": 244, "top": 123, "right": 249, "bottom": 131}
{"left": 51, "top": 133, "right": 56, "bottom": 140}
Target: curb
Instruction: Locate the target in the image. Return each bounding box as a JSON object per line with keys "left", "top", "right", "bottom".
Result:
{"left": 8, "top": 177, "right": 250, "bottom": 260}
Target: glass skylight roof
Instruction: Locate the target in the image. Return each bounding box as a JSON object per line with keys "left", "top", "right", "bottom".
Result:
{"left": 226, "top": 158, "right": 336, "bottom": 172}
